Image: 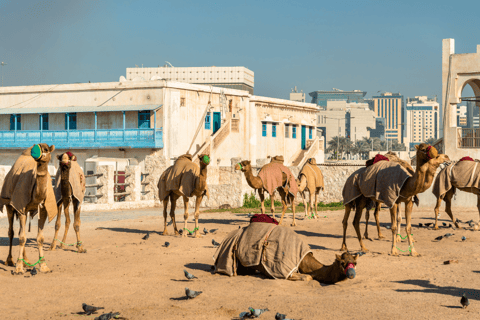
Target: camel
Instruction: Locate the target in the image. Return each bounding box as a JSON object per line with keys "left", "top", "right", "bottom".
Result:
{"left": 296, "top": 158, "right": 324, "bottom": 219}
{"left": 341, "top": 144, "right": 449, "bottom": 256}
{"left": 235, "top": 157, "right": 298, "bottom": 226}
{"left": 0, "top": 144, "right": 57, "bottom": 274}
{"left": 158, "top": 154, "right": 209, "bottom": 238}
{"left": 432, "top": 157, "right": 480, "bottom": 230}
{"left": 50, "top": 152, "right": 86, "bottom": 253}
{"left": 342, "top": 152, "right": 421, "bottom": 248}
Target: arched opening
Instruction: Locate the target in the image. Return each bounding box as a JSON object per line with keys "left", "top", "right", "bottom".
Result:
{"left": 458, "top": 80, "right": 480, "bottom": 147}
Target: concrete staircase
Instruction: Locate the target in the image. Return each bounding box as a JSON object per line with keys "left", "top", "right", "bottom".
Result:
{"left": 192, "top": 118, "right": 231, "bottom": 165}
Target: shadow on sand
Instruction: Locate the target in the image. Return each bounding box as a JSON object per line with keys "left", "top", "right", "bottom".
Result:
{"left": 394, "top": 279, "right": 480, "bottom": 300}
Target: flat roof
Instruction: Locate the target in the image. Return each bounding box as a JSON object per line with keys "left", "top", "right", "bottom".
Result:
{"left": 0, "top": 104, "right": 162, "bottom": 115}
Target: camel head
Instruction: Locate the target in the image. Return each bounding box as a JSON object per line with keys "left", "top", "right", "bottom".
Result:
{"left": 198, "top": 154, "right": 210, "bottom": 167}
{"left": 31, "top": 143, "right": 55, "bottom": 163}
{"left": 335, "top": 252, "right": 358, "bottom": 280}
{"left": 57, "top": 152, "right": 72, "bottom": 169}
{"left": 235, "top": 160, "right": 251, "bottom": 172}
{"left": 415, "top": 144, "right": 449, "bottom": 167}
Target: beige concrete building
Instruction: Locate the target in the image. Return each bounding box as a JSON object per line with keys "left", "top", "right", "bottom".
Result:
{"left": 405, "top": 96, "right": 440, "bottom": 150}
{"left": 126, "top": 66, "right": 254, "bottom": 94}
{"left": 290, "top": 86, "right": 305, "bottom": 102}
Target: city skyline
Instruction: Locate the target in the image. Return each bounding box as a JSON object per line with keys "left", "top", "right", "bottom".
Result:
{"left": 0, "top": 0, "right": 478, "bottom": 103}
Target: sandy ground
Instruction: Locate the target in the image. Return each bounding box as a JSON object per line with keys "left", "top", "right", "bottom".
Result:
{"left": 1, "top": 206, "right": 480, "bottom": 319}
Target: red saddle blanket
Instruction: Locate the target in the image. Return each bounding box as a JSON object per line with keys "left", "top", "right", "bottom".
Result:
{"left": 460, "top": 156, "right": 474, "bottom": 162}
{"left": 250, "top": 214, "right": 279, "bottom": 225}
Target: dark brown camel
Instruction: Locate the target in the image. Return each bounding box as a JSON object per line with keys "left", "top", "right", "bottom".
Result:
{"left": 50, "top": 152, "right": 86, "bottom": 253}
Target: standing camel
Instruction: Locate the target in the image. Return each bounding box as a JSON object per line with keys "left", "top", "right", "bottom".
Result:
{"left": 432, "top": 157, "right": 479, "bottom": 229}
{"left": 341, "top": 144, "right": 449, "bottom": 255}
{"left": 235, "top": 156, "right": 298, "bottom": 226}
{"left": 158, "top": 154, "right": 210, "bottom": 238}
{"left": 0, "top": 144, "right": 57, "bottom": 274}
{"left": 50, "top": 152, "right": 86, "bottom": 253}
{"left": 296, "top": 158, "right": 324, "bottom": 219}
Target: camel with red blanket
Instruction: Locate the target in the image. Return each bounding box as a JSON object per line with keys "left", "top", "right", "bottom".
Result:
{"left": 432, "top": 156, "right": 480, "bottom": 229}
{"left": 235, "top": 156, "right": 298, "bottom": 226}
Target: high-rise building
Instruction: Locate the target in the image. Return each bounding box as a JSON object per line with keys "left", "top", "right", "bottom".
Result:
{"left": 372, "top": 92, "right": 404, "bottom": 143}
{"left": 126, "top": 65, "right": 254, "bottom": 94}
{"left": 309, "top": 88, "right": 366, "bottom": 108}
{"left": 457, "top": 105, "right": 468, "bottom": 127}
{"left": 370, "top": 118, "right": 386, "bottom": 140}
{"left": 466, "top": 101, "right": 479, "bottom": 128}
{"left": 405, "top": 96, "right": 440, "bottom": 149}
{"left": 290, "top": 86, "right": 305, "bottom": 102}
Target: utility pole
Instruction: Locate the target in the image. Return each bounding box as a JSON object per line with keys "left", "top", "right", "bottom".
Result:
{"left": 1, "top": 62, "right": 6, "bottom": 87}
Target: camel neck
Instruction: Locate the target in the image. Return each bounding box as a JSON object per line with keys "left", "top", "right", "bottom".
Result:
{"left": 194, "top": 163, "right": 208, "bottom": 193}
{"left": 311, "top": 261, "right": 345, "bottom": 284}
{"left": 244, "top": 166, "right": 263, "bottom": 189}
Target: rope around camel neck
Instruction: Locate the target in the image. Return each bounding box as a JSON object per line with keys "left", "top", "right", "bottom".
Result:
{"left": 18, "top": 256, "right": 44, "bottom": 267}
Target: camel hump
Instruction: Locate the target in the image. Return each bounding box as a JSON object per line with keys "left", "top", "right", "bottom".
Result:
{"left": 177, "top": 154, "right": 193, "bottom": 162}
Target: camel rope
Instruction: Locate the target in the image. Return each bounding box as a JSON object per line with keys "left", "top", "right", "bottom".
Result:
{"left": 18, "top": 256, "right": 44, "bottom": 267}
{"left": 54, "top": 239, "right": 82, "bottom": 246}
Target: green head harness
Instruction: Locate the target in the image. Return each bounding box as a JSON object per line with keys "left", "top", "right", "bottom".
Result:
{"left": 201, "top": 155, "right": 210, "bottom": 165}
{"left": 31, "top": 144, "right": 42, "bottom": 160}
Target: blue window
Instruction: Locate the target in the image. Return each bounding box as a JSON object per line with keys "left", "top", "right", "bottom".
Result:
{"left": 10, "top": 114, "right": 21, "bottom": 131}
{"left": 272, "top": 123, "right": 276, "bottom": 137}
{"left": 309, "top": 127, "right": 312, "bottom": 139}
{"left": 65, "top": 113, "right": 77, "bottom": 130}
{"left": 262, "top": 122, "right": 267, "bottom": 137}
{"left": 40, "top": 114, "right": 48, "bottom": 130}
{"left": 292, "top": 126, "right": 297, "bottom": 139}
{"left": 205, "top": 112, "right": 211, "bottom": 130}
{"left": 138, "top": 111, "right": 150, "bottom": 129}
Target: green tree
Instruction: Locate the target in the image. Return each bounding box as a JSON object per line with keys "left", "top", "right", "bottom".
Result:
{"left": 326, "top": 136, "right": 353, "bottom": 159}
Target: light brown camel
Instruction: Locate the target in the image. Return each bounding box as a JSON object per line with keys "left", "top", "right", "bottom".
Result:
{"left": 0, "top": 144, "right": 57, "bottom": 274}
{"left": 50, "top": 152, "right": 86, "bottom": 253}
{"left": 296, "top": 158, "right": 324, "bottom": 219}
{"left": 343, "top": 152, "right": 420, "bottom": 246}
{"left": 341, "top": 144, "right": 449, "bottom": 255}
{"left": 239, "top": 252, "right": 358, "bottom": 284}
{"left": 158, "top": 154, "right": 210, "bottom": 238}
{"left": 235, "top": 157, "right": 298, "bottom": 226}
{"left": 432, "top": 158, "right": 479, "bottom": 230}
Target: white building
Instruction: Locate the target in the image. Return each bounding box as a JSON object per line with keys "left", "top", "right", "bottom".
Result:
{"left": 405, "top": 96, "right": 440, "bottom": 150}
{"left": 290, "top": 86, "right": 305, "bottom": 102}
{"left": 126, "top": 66, "right": 254, "bottom": 94}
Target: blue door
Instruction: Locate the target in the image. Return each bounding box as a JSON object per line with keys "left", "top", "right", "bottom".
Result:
{"left": 301, "top": 125, "right": 306, "bottom": 149}
{"left": 213, "top": 112, "right": 221, "bottom": 134}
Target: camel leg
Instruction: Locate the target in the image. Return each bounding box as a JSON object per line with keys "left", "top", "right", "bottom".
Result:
{"left": 259, "top": 192, "right": 266, "bottom": 215}
{"left": 405, "top": 201, "right": 419, "bottom": 257}
{"left": 291, "top": 197, "right": 297, "bottom": 226}
{"left": 396, "top": 205, "right": 402, "bottom": 242}
{"left": 170, "top": 194, "right": 180, "bottom": 235}
{"left": 309, "top": 191, "right": 315, "bottom": 220}
{"left": 60, "top": 198, "right": 71, "bottom": 249}
{"left": 433, "top": 195, "right": 443, "bottom": 230}
{"left": 277, "top": 189, "right": 287, "bottom": 225}
{"left": 37, "top": 207, "right": 51, "bottom": 272}
{"left": 353, "top": 198, "right": 368, "bottom": 253}
{"left": 193, "top": 195, "right": 203, "bottom": 238}
{"left": 340, "top": 204, "right": 352, "bottom": 251}
{"left": 73, "top": 200, "right": 86, "bottom": 253}
{"left": 162, "top": 197, "right": 170, "bottom": 235}
{"left": 314, "top": 191, "right": 319, "bottom": 218}
{"left": 270, "top": 194, "right": 276, "bottom": 220}
{"left": 14, "top": 213, "right": 27, "bottom": 274}
{"left": 390, "top": 204, "right": 399, "bottom": 256}
{"left": 182, "top": 196, "right": 189, "bottom": 238}
{"left": 374, "top": 203, "right": 384, "bottom": 239}
{"left": 444, "top": 189, "right": 459, "bottom": 228}
{"left": 50, "top": 203, "right": 63, "bottom": 251}
{"left": 288, "top": 273, "right": 313, "bottom": 281}
{"left": 364, "top": 207, "right": 371, "bottom": 240}
{"left": 6, "top": 206, "right": 15, "bottom": 266}
{"left": 301, "top": 191, "right": 308, "bottom": 218}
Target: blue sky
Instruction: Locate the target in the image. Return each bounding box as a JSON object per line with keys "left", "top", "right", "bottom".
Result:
{"left": 0, "top": 0, "right": 478, "bottom": 101}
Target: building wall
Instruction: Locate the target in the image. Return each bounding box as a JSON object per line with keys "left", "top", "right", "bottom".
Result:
{"left": 373, "top": 93, "right": 403, "bottom": 143}
{"left": 349, "top": 107, "right": 376, "bottom": 141}
{"left": 309, "top": 90, "right": 366, "bottom": 107}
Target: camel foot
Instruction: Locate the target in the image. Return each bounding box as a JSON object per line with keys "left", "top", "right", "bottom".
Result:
{"left": 291, "top": 221, "right": 297, "bottom": 227}
{"left": 59, "top": 243, "right": 66, "bottom": 250}
{"left": 340, "top": 244, "right": 348, "bottom": 252}
{"left": 378, "top": 234, "right": 385, "bottom": 239}
{"left": 410, "top": 250, "right": 421, "bottom": 257}
{"left": 49, "top": 244, "right": 57, "bottom": 251}
{"left": 182, "top": 232, "right": 188, "bottom": 238}
{"left": 40, "top": 264, "right": 51, "bottom": 273}
{"left": 6, "top": 256, "right": 14, "bottom": 267}
{"left": 433, "top": 225, "right": 439, "bottom": 230}
{"left": 194, "top": 233, "right": 201, "bottom": 238}
{"left": 364, "top": 234, "right": 372, "bottom": 241}
{"left": 361, "top": 247, "right": 369, "bottom": 253}
{"left": 162, "top": 230, "right": 169, "bottom": 236}
{"left": 77, "top": 246, "right": 87, "bottom": 253}
{"left": 14, "top": 264, "right": 25, "bottom": 274}
{"left": 390, "top": 248, "right": 399, "bottom": 256}
{"left": 396, "top": 235, "right": 402, "bottom": 242}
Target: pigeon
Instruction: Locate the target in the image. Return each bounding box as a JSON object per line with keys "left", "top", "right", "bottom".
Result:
{"left": 82, "top": 303, "right": 105, "bottom": 315}
{"left": 203, "top": 228, "right": 209, "bottom": 235}
{"left": 184, "top": 269, "right": 197, "bottom": 280}
{"left": 385, "top": 225, "right": 391, "bottom": 230}
{"left": 435, "top": 235, "right": 443, "bottom": 241}
{"left": 456, "top": 218, "right": 463, "bottom": 223}
{"left": 30, "top": 267, "right": 37, "bottom": 276}
{"left": 462, "top": 236, "right": 467, "bottom": 241}
{"left": 444, "top": 233, "right": 454, "bottom": 238}
{"left": 164, "top": 242, "right": 170, "bottom": 248}
{"left": 239, "top": 311, "right": 251, "bottom": 319}
{"left": 185, "top": 287, "right": 202, "bottom": 299}
{"left": 142, "top": 233, "right": 150, "bottom": 240}
{"left": 179, "top": 229, "right": 183, "bottom": 235}
{"left": 275, "top": 313, "right": 286, "bottom": 320}
{"left": 443, "top": 222, "right": 447, "bottom": 227}
{"left": 357, "top": 252, "right": 366, "bottom": 257}
{"left": 212, "top": 239, "right": 220, "bottom": 247}
{"left": 449, "top": 223, "right": 453, "bottom": 228}
{"left": 461, "top": 293, "right": 470, "bottom": 309}
{"left": 418, "top": 223, "right": 424, "bottom": 228}
{"left": 469, "top": 221, "right": 475, "bottom": 228}
{"left": 248, "top": 213, "right": 253, "bottom": 218}
{"left": 94, "top": 312, "right": 121, "bottom": 320}
{"left": 425, "top": 223, "right": 433, "bottom": 227}
{"left": 249, "top": 307, "right": 269, "bottom": 318}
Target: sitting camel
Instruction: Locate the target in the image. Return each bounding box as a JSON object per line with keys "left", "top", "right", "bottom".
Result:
{"left": 432, "top": 157, "right": 479, "bottom": 229}
{"left": 235, "top": 156, "right": 298, "bottom": 226}
{"left": 296, "top": 158, "right": 324, "bottom": 219}
{"left": 0, "top": 144, "right": 57, "bottom": 274}
{"left": 342, "top": 144, "right": 449, "bottom": 255}
{"left": 214, "top": 220, "right": 358, "bottom": 284}
{"left": 158, "top": 154, "right": 210, "bottom": 238}
{"left": 50, "top": 152, "right": 86, "bottom": 253}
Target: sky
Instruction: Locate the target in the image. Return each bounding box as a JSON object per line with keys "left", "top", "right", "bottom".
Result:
{"left": 1, "top": 0, "right": 479, "bottom": 102}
